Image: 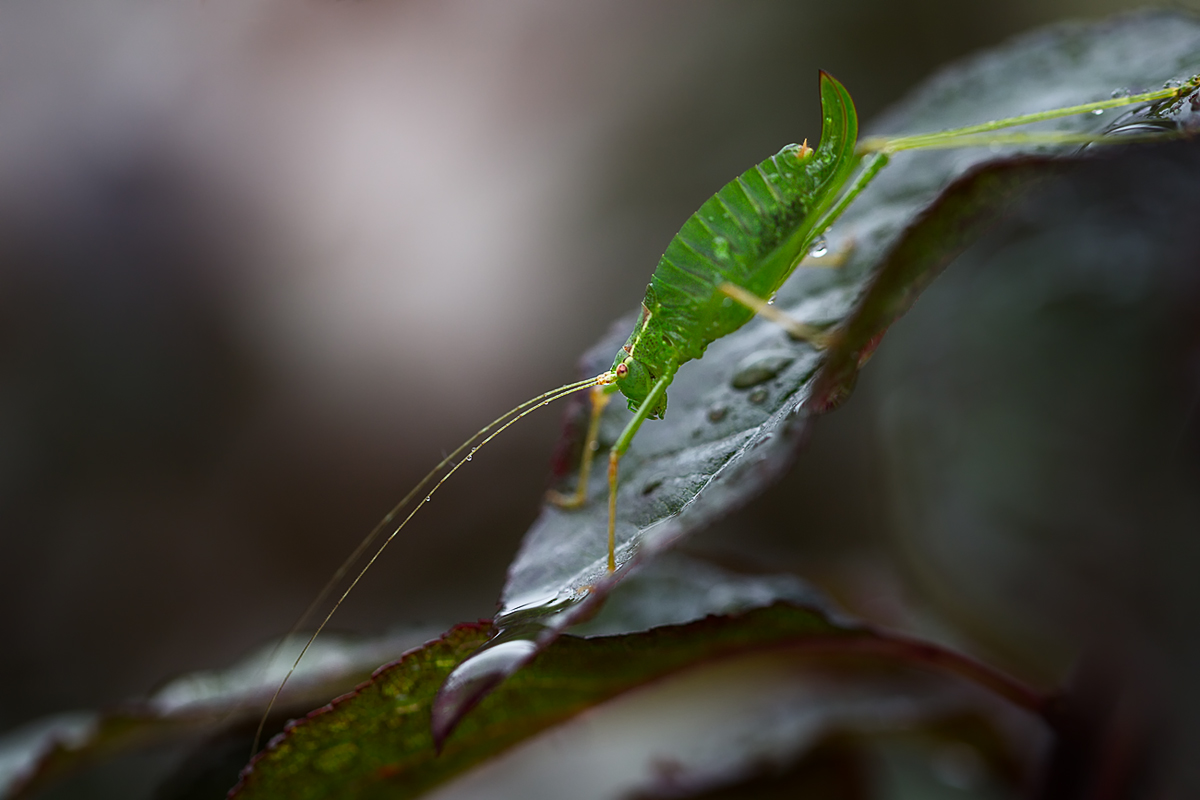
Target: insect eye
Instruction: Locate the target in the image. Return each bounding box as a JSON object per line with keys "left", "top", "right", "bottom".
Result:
{"left": 616, "top": 363, "right": 629, "bottom": 378}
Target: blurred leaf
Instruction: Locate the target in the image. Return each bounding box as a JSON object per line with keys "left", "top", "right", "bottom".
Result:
{"left": 1, "top": 629, "right": 433, "bottom": 800}
{"left": 872, "top": 135, "right": 1200, "bottom": 792}
{"left": 455, "top": 11, "right": 1200, "bottom": 732}
{"left": 231, "top": 594, "right": 1053, "bottom": 799}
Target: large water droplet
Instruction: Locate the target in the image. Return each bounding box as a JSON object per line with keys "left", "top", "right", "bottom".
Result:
{"left": 1091, "top": 108, "right": 1104, "bottom": 115}
{"left": 1105, "top": 118, "right": 1179, "bottom": 137}
{"left": 431, "top": 639, "right": 538, "bottom": 748}
{"left": 731, "top": 351, "right": 795, "bottom": 389}
{"left": 808, "top": 236, "right": 828, "bottom": 258}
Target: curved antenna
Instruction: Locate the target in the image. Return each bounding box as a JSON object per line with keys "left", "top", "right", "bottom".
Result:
{"left": 250, "top": 371, "right": 612, "bottom": 755}
{"left": 259, "top": 374, "right": 603, "bottom": 668}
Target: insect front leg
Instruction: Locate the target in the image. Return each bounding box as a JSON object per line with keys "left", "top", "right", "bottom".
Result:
{"left": 547, "top": 384, "right": 615, "bottom": 509}
{"left": 718, "top": 282, "right": 837, "bottom": 350}
{"left": 604, "top": 364, "right": 676, "bottom": 572}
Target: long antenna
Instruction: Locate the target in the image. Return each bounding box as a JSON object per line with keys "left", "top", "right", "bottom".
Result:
{"left": 250, "top": 371, "right": 612, "bottom": 755}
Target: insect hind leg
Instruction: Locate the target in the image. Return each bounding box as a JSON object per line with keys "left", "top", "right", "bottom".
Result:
{"left": 718, "top": 282, "right": 836, "bottom": 350}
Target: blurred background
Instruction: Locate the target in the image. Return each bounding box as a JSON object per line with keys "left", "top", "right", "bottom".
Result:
{"left": 1, "top": 0, "right": 1197, "bottom": 763}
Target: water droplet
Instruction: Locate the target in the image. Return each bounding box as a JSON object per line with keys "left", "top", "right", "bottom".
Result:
{"left": 808, "top": 236, "right": 828, "bottom": 258}
{"left": 1105, "top": 118, "right": 1180, "bottom": 137}
{"left": 431, "top": 639, "right": 538, "bottom": 748}
{"left": 748, "top": 388, "right": 769, "bottom": 405}
{"left": 706, "top": 404, "right": 728, "bottom": 423}
{"left": 1091, "top": 108, "right": 1104, "bottom": 115}
{"left": 425, "top": 496, "right": 431, "bottom": 503}
{"left": 465, "top": 455, "right": 472, "bottom": 462}
{"left": 1111, "top": 88, "right": 1130, "bottom": 99}
{"left": 731, "top": 351, "right": 795, "bottom": 389}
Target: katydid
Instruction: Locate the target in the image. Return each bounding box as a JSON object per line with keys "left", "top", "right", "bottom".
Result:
{"left": 252, "top": 70, "right": 1197, "bottom": 753}
{"left": 549, "top": 70, "right": 1197, "bottom": 572}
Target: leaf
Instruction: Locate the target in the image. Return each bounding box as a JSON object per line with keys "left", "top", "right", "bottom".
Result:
{"left": 446, "top": 9, "right": 1200, "bottom": 733}
{"left": 229, "top": 599, "right": 1049, "bottom": 800}
{"left": 1, "top": 629, "right": 434, "bottom": 800}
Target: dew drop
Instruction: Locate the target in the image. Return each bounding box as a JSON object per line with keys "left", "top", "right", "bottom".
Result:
{"left": 731, "top": 351, "right": 795, "bottom": 389}
{"left": 466, "top": 455, "right": 472, "bottom": 462}
{"left": 808, "top": 236, "right": 828, "bottom": 258}
{"left": 1105, "top": 118, "right": 1180, "bottom": 137}
{"left": 1091, "top": 108, "right": 1104, "bottom": 115}
{"left": 1111, "top": 88, "right": 1130, "bottom": 98}
{"left": 748, "top": 387, "right": 769, "bottom": 405}
{"left": 706, "top": 404, "right": 729, "bottom": 423}
{"left": 425, "top": 496, "right": 431, "bottom": 503}
{"left": 431, "top": 639, "right": 538, "bottom": 748}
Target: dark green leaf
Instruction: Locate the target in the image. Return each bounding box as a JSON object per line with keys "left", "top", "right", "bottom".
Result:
{"left": 2, "top": 630, "right": 433, "bottom": 800}
{"left": 230, "top": 602, "right": 1048, "bottom": 800}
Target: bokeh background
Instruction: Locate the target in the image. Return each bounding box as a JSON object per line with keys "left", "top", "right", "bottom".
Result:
{"left": 2, "top": 0, "right": 1197, "bottom": 761}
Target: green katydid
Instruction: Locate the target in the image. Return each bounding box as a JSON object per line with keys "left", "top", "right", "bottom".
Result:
{"left": 546, "top": 70, "right": 1198, "bottom": 572}
{"left": 251, "top": 70, "right": 1198, "bottom": 753}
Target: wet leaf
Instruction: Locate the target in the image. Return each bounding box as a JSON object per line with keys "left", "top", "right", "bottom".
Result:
{"left": 456, "top": 10, "right": 1200, "bottom": 731}
{"left": 229, "top": 602, "right": 1049, "bottom": 800}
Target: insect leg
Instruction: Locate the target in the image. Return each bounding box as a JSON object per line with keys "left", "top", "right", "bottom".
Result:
{"left": 718, "top": 282, "right": 834, "bottom": 349}
{"left": 605, "top": 362, "right": 677, "bottom": 571}
{"left": 859, "top": 77, "right": 1198, "bottom": 155}
{"left": 547, "top": 384, "right": 615, "bottom": 509}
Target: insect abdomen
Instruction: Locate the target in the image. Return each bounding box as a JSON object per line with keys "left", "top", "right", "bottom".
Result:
{"left": 647, "top": 145, "right": 822, "bottom": 360}
{"left": 634, "top": 72, "right": 859, "bottom": 368}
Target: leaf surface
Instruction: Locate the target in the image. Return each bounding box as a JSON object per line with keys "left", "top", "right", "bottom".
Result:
{"left": 469, "top": 10, "right": 1200, "bottom": 725}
